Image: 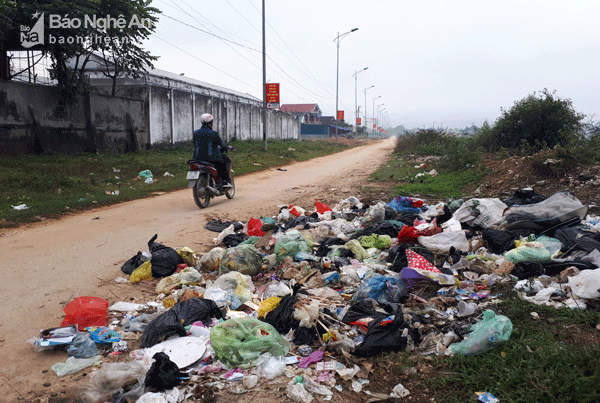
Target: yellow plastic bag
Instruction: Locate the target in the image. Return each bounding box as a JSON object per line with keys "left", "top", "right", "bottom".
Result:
{"left": 258, "top": 296, "right": 281, "bottom": 318}
{"left": 177, "top": 247, "right": 196, "bottom": 266}
{"left": 130, "top": 261, "right": 153, "bottom": 283}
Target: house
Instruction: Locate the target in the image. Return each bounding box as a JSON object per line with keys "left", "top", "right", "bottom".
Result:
{"left": 280, "top": 104, "right": 322, "bottom": 124}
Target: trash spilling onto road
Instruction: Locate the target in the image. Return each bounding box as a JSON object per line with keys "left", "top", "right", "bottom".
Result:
{"left": 29, "top": 189, "right": 600, "bottom": 402}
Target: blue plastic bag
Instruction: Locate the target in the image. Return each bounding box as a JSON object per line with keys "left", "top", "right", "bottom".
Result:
{"left": 450, "top": 310, "right": 513, "bottom": 355}
{"left": 353, "top": 275, "right": 407, "bottom": 303}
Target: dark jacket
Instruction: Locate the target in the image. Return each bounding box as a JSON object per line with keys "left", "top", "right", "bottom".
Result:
{"left": 192, "top": 124, "right": 227, "bottom": 162}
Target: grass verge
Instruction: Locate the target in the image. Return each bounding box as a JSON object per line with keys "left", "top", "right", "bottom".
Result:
{"left": 0, "top": 139, "right": 355, "bottom": 227}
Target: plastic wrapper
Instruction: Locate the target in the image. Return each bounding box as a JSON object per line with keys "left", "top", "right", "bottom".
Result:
{"left": 247, "top": 218, "right": 266, "bottom": 237}
{"left": 155, "top": 267, "right": 204, "bottom": 294}
{"left": 254, "top": 354, "right": 287, "bottom": 379}
{"left": 353, "top": 274, "right": 407, "bottom": 303}
{"left": 360, "top": 202, "right": 386, "bottom": 227}
{"left": 274, "top": 229, "right": 312, "bottom": 263}
{"left": 258, "top": 296, "right": 282, "bottom": 318}
{"left": 130, "top": 261, "right": 153, "bottom": 283}
{"left": 176, "top": 247, "right": 196, "bottom": 266}
{"left": 450, "top": 310, "right": 512, "bottom": 355}
{"left": 453, "top": 198, "right": 507, "bottom": 228}
{"left": 212, "top": 271, "right": 255, "bottom": 302}
{"left": 199, "top": 247, "right": 225, "bottom": 271}
{"left": 345, "top": 239, "right": 367, "bottom": 261}
{"left": 81, "top": 360, "right": 149, "bottom": 403}
{"left": 52, "top": 356, "right": 101, "bottom": 377}
{"left": 219, "top": 243, "right": 263, "bottom": 276}
{"left": 263, "top": 281, "right": 292, "bottom": 298}
{"left": 504, "top": 241, "right": 551, "bottom": 264}
{"left": 122, "top": 313, "right": 156, "bottom": 333}
{"left": 67, "top": 332, "right": 99, "bottom": 358}
{"left": 293, "top": 300, "right": 320, "bottom": 328}
{"left": 418, "top": 230, "right": 470, "bottom": 254}
{"left": 568, "top": 268, "right": 600, "bottom": 299}
{"left": 215, "top": 224, "right": 236, "bottom": 245}
{"left": 387, "top": 196, "right": 423, "bottom": 215}
{"left": 210, "top": 317, "right": 290, "bottom": 368}
{"left": 359, "top": 234, "right": 393, "bottom": 249}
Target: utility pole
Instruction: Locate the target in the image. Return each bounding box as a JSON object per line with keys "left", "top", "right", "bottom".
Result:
{"left": 262, "top": 0, "right": 267, "bottom": 151}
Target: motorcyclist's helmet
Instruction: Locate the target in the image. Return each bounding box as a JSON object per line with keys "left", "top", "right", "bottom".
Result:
{"left": 200, "top": 113, "right": 214, "bottom": 124}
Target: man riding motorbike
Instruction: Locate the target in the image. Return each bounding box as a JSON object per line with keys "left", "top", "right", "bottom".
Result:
{"left": 192, "top": 113, "right": 232, "bottom": 188}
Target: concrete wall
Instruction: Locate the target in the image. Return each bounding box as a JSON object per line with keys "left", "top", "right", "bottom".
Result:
{"left": 0, "top": 81, "right": 148, "bottom": 155}
{"left": 0, "top": 77, "right": 300, "bottom": 155}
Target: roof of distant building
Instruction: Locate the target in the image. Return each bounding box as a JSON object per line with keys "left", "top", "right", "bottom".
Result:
{"left": 280, "top": 104, "right": 319, "bottom": 113}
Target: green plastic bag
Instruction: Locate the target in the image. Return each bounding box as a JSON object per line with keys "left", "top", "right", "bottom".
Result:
{"left": 450, "top": 310, "right": 513, "bottom": 355}
{"left": 219, "top": 244, "right": 263, "bottom": 276}
{"left": 504, "top": 241, "right": 551, "bottom": 264}
{"left": 359, "top": 234, "right": 393, "bottom": 249}
{"left": 274, "top": 229, "right": 311, "bottom": 263}
{"left": 345, "top": 239, "right": 367, "bottom": 261}
{"left": 210, "top": 317, "right": 290, "bottom": 368}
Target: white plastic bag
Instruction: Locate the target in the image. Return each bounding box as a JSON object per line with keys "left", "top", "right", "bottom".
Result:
{"left": 568, "top": 268, "right": 600, "bottom": 299}
{"left": 418, "top": 230, "right": 470, "bottom": 254}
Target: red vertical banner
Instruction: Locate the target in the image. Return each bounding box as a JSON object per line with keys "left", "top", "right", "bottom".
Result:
{"left": 337, "top": 110, "right": 344, "bottom": 120}
{"left": 265, "top": 83, "right": 280, "bottom": 108}
{"left": 356, "top": 118, "right": 361, "bottom": 125}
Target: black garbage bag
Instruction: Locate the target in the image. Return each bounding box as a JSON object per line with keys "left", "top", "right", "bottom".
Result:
{"left": 284, "top": 214, "right": 320, "bottom": 230}
{"left": 482, "top": 228, "right": 519, "bottom": 254}
{"left": 293, "top": 326, "right": 318, "bottom": 346}
{"left": 140, "top": 298, "right": 225, "bottom": 348}
{"left": 349, "top": 221, "right": 403, "bottom": 240}
{"left": 384, "top": 205, "right": 398, "bottom": 220}
{"left": 144, "top": 352, "right": 185, "bottom": 391}
{"left": 223, "top": 233, "right": 249, "bottom": 248}
{"left": 121, "top": 251, "right": 145, "bottom": 275}
{"left": 554, "top": 228, "right": 600, "bottom": 255}
{"left": 315, "top": 237, "right": 345, "bottom": 257}
{"left": 148, "top": 234, "right": 183, "bottom": 278}
{"left": 503, "top": 188, "right": 547, "bottom": 207}
{"left": 341, "top": 299, "right": 396, "bottom": 324}
{"left": 205, "top": 220, "right": 244, "bottom": 233}
{"left": 263, "top": 284, "right": 307, "bottom": 335}
{"left": 511, "top": 261, "right": 546, "bottom": 280}
{"left": 353, "top": 307, "right": 420, "bottom": 357}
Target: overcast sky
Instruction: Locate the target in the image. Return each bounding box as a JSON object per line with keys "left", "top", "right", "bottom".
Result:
{"left": 145, "top": 0, "right": 600, "bottom": 129}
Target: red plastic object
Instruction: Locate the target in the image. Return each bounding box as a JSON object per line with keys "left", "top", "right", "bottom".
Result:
{"left": 61, "top": 296, "right": 109, "bottom": 328}
{"left": 315, "top": 199, "right": 332, "bottom": 214}
{"left": 288, "top": 205, "right": 301, "bottom": 217}
{"left": 247, "top": 217, "right": 266, "bottom": 237}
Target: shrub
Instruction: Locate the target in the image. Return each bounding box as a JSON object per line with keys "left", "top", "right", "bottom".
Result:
{"left": 486, "top": 89, "right": 585, "bottom": 153}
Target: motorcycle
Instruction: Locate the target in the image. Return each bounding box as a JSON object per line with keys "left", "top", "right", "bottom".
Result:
{"left": 186, "top": 147, "right": 234, "bottom": 208}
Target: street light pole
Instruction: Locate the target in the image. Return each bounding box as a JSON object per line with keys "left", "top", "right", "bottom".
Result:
{"left": 363, "top": 85, "right": 374, "bottom": 138}
{"left": 334, "top": 28, "right": 358, "bottom": 143}
{"left": 372, "top": 95, "right": 381, "bottom": 137}
{"left": 353, "top": 67, "right": 367, "bottom": 134}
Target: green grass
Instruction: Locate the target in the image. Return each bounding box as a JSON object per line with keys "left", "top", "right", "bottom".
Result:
{"left": 367, "top": 154, "right": 488, "bottom": 199}
{"left": 0, "top": 139, "right": 354, "bottom": 226}
{"left": 426, "top": 291, "right": 600, "bottom": 402}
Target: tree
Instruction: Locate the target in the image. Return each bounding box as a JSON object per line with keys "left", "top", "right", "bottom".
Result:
{"left": 7, "top": 0, "right": 160, "bottom": 100}
{"left": 490, "top": 89, "right": 585, "bottom": 152}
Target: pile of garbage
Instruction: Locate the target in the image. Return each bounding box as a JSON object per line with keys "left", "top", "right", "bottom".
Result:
{"left": 30, "top": 188, "right": 600, "bottom": 402}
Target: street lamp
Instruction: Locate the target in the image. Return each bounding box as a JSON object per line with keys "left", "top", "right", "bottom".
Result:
{"left": 372, "top": 96, "right": 382, "bottom": 136}
{"left": 334, "top": 27, "right": 358, "bottom": 142}
{"left": 353, "top": 67, "right": 368, "bottom": 134}
{"left": 378, "top": 106, "right": 386, "bottom": 135}
{"left": 363, "top": 85, "right": 374, "bottom": 138}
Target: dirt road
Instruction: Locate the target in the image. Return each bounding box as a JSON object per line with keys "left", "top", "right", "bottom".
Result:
{"left": 0, "top": 138, "right": 395, "bottom": 401}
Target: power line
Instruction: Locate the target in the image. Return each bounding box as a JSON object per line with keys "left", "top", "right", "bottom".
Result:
{"left": 152, "top": 34, "right": 261, "bottom": 92}
{"left": 247, "top": 0, "right": 335, "bottom": 98}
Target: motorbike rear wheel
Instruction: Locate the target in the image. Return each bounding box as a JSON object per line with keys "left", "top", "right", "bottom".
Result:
{"left": 193, "top": 174, "right": 212, "bottom": 208}
{"left": 225, "top": 177, "right": 235, "bottom": 199}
